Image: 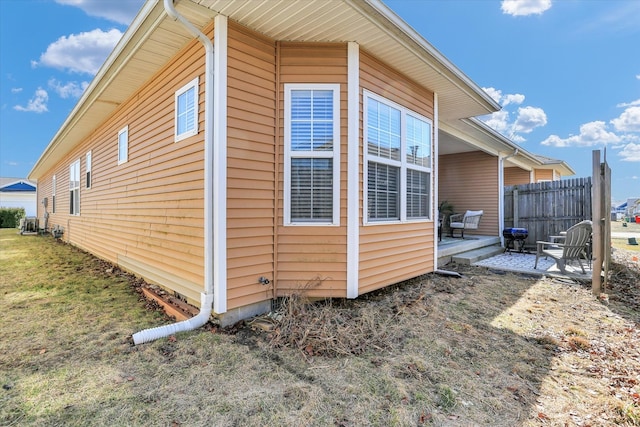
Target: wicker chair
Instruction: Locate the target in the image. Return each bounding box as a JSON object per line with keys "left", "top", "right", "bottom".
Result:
{"left": 449, "top": 210, "right": 483, "bottom": 239}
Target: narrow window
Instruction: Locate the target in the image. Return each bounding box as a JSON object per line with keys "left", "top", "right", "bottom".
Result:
{"left": 52, "top": 175, "right": 56, "bottom": 214}
{"left": 69, "top": 160, "right": 80, "bottom": 215}
{"left": 174, "top": 77, "right": 199, "bottom": 141}
{"left": 364, "top": 91, "right": 432, "bottom": 223}
{"left": 86, "top": 151, "right": 92, "bottom": 189}
{"left": 284, "top": 84, "right": 340, "bottom": 225}
{"left": 118, "top": 126, "right": 128, "bottom": 164}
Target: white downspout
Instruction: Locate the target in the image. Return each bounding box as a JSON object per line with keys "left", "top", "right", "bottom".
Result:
{"left": 499, "top": 148, "right": 518, "bottom": 247}
{"left": 133, "top": 0, "right": 215, "bottom": 345}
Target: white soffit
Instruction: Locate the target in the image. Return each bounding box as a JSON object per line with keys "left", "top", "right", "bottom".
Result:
{"left": 31, "top": 0, "right": 498, "bottom": 178}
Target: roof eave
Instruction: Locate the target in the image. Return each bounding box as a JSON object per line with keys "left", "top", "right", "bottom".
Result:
{"left": 355, "top": 0, "right": 501, "bottom": 115}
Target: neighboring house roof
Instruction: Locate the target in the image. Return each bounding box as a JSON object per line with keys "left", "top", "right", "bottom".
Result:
{"left": 440, "top": 118, "right": 575, "bottom": 175}
{"left": 29, "top": 0, "right": 500, "bottom": 180}
{"left": 529, "top": 154, "right": 576, "bottom": 176}
{"left": 0, "top": 178, "right": 37, "bottom": 192}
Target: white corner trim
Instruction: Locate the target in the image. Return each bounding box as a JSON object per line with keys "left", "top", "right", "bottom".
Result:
{"left": 347, "top": 42, "right": 360, "bottom": 299}
{"left": 433, "top": 92, "right": 439, "bottom": 269}
{"left": 213, "top": 14, "right": 228, "bottom": 314}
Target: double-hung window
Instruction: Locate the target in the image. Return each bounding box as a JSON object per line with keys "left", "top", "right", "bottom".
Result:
{"left": 364, "top": 91, "right": 432, "bottom": 223}
{"left": 175, "top": 77, "right": 199, "bottom": 141}
{"left": 69, "top": 160, "right": 80, "bottom": 215}
{"left": 118, "top": 126, "right": 128, "bottom": 164}
{"left": 284, "top": 84, "right": 340, "bottom": 225}
{"left": 86, "top": 151, "right": 92, "bottom": 189}
{"left": 52, "top": 175, "right": 56, "bottom": 214}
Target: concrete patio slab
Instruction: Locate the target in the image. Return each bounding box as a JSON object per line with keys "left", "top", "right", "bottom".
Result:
{"left": 472, "top": 251, "right": 592, "bottom": 280}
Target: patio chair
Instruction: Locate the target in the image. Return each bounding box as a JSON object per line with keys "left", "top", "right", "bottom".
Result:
{"left": 534, "top": 220, "right": 592, "bottom": 274}
{"left": 449, "top": 210, "right": 483, "bottom": 239}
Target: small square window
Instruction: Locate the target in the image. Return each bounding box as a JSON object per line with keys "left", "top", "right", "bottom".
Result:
{"left": 175, "top": 77, "right": 199, "bottom": 141}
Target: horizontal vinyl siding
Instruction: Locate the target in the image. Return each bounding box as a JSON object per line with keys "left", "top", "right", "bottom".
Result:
{"left": 358, "top": 51, "right": 436, "bottom": 295}
{"left": 439, "top": 151, "right": 499, "bottom": 236}
{"left": 226, "top": 23, "right": 277, "bottom": 311}
{"left": 534, "top": 169, "right": 554, "bottom": 182}
{"left": 505, "top": 167, "right": 531, "bottom": 186}
{"left": 276, "top": 42, "right": 349, "bottom": 298}
{"left": 35, "top": 25, "right": 211, "bottom": 305}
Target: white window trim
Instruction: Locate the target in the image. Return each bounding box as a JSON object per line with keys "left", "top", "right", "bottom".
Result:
{"left": 284, "top": 83, "right": 340, "bottom": 226}
{"left": 363, "top": 89, "right": 433, "bottom": 225}
{"left": 52, "top": 174, "right": 56, "bottom": 214}
{"left": 86, "top": 151, "right": 92, "bottom": 189}
{"left": 69, "top": 159, "right": 80, "bottom": 216}
{"left": 174, "top": 77, "right": 199, "bottom": 142}
{"left": 118, "top": 126, "right": 128, "bottom": 165}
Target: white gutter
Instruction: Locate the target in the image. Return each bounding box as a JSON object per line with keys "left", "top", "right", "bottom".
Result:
{"left": 133, "top": 0, "right": 215, "bottom": 345}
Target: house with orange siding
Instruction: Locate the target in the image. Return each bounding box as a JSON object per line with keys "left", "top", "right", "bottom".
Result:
{"left": 504, "top": 153, "right": 575, "bottom": 186}
{"left": 29, "top": 0, "right": 566, "bottom": 336}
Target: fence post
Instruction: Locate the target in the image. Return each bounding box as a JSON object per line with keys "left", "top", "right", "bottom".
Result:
{"left": 592, "top": 151, "right": 602, "bottom": 295}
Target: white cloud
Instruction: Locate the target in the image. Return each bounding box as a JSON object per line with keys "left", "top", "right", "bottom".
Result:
{"left": 13, "top": 88, "right": 49, "bottom": 113}
{"left": 482, "top": 87, "right": 525, "bottom": 106}
{"left": 480, "top": 87, "right": 544, "bottom": 141}
{"left": 483, "top": 87, "right": 503, "bottom": 104}
{"left": 48, "top": 78, "right": 89, "bottom": 99}
{"left": 611, "top": 106, "right": 640, "bottom": 133}
{"left": 501, "top": 0, "right": 552, "bottom": 16}
{"left": 619, "top": 143, "right": 640, "bottom": 162}
{"left": 541, "top": 121, "right": 622, "bottom": 147}
{"left": 11, "top": 88, "right": 22, "bottom": 94}
{"left": 483, "top": 110, "right": 511, "bottom": 134}
{"left": 616, "top": 99, "right": 640, "bottom": 108}
{"left": 35, "top": 28, "right": 123, "bottom": 75}
{"left": 513, "top": 106, "right": 547, "bottom": 133}
{"left": 55, "top": 0, "right": 143, "bottom": 25}
{"left": 503, "top": 93, "right": 525, "bottom": 106}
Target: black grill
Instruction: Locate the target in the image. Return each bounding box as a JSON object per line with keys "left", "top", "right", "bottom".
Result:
{"left": 503, "top": 228, "right": 528, "bottom": 253}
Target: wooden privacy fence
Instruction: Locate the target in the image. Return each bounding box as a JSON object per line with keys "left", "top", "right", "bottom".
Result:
{"left": 504, "top": 177, "right": 592, "bottom": 248}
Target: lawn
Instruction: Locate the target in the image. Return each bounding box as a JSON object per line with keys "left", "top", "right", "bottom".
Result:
{"left": 1, "top": 228, "right": 639, "bottom": 426}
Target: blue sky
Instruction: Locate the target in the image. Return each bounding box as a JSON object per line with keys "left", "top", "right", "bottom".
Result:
{"left": 1, "top": 0, "right": 638, "bottom": 204}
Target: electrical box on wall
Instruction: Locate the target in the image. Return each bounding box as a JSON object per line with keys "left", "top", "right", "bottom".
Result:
{"left": 42, "top": 197, "right": 48, "bottom": 207}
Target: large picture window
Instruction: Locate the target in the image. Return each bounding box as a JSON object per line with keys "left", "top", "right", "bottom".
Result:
{"left": 364, "top": 91, "right": 432, "bottom": 223}
{"left": 175, "top": 77, "right": 199, "bottom": 141}
{"left": 69, "top": 160, "right": 80, "bottom": 215}
{"left": 284, "top": 84, "right": 340, "bottom": 225}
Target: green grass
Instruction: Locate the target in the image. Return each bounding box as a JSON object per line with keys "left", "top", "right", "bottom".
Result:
{"left": 1, "top": 228, "right": 639, "bottom": 426}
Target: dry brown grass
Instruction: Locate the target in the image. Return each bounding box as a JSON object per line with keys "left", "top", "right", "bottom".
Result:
{"left": 1, "top": 228, "right": 639, "bottom": 426}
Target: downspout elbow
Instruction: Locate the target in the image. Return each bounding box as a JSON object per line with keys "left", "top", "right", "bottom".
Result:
{"left": 132, "top": 293, "right": 213, "bottom": 345}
